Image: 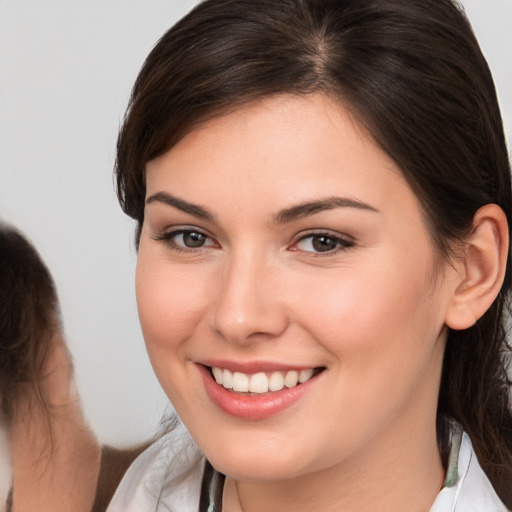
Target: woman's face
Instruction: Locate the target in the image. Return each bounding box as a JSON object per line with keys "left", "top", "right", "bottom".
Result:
{"left": 137, "top": 94, "right": 456, "bottom": 481}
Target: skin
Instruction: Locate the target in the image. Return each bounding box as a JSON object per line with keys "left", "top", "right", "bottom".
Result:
{"left": 136, "top": 93, "right": 482, "bottom": 512}
{"left": 9, "top": 333, "right": 101, "bottom": 512}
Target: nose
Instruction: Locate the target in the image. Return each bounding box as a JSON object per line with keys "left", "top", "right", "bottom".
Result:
{"left": 211, "top": 250, "right": 289, "bottom": 344}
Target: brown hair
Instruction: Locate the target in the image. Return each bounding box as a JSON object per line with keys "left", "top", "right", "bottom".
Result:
{"left": 115, "top": 0, "right": 512, "bottom": 506}
{"left": 0, "top": 224, "right": 59, "bottom": 421}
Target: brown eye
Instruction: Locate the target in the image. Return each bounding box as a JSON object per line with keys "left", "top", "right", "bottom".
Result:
{"left": 311, "top": 235, "right": 338, "bottom": 252}
{"left": 154, "top": 229, "right": 217, "bottom": 251}
{"left": 182, "top": 231, "right": 207, "bottom": 248}
{"left": 294, "top": 233, "right": 353, "bottom": 254}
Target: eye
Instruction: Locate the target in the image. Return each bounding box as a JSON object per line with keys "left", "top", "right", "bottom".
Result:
{"left": 154, "top": 229, "right": 217, "bottom": 251}
{"left": 292, "top": 233, "right": 353, "bottom": 254}
{"left": 176, "top": 231, "right": 209, "bottom": 248}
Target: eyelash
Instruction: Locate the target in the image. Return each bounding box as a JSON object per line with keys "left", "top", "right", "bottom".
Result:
{"left": 153, "top": 229, "right": 354, "bottom": 255}
{"left": 291, "top": 232, "right": 355, "bottom": 256}
{"left": 152, "top": 228, "right": 217, "bottom": 253}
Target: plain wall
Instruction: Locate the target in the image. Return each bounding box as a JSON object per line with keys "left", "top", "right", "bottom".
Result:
{"left": 1, "top": 0, "right": 511, "bottom": 449}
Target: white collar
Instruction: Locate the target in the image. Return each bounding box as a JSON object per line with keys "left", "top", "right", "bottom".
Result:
{"left": 429, "top": 421, "right": 507, "bottom": 512}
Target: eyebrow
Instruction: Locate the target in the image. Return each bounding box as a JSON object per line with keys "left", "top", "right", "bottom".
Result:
{"left": 145, "top": 192, "right": 215, "bottom": 221}
{"left": 145, "top": 192, "right": 378, "bottom": 224}
{"left": 273, "top": 196, "right": 379, "bottom": 224}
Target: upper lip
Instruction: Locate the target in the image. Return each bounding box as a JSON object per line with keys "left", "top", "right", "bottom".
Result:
{"left": 197, "top": 359, "right": 323, "bottom": 374}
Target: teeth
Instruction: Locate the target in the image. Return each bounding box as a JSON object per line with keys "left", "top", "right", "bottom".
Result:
{"left": 284, "top": 370, "right": 298, "bottom": 388}
{"left": 212, "top": 367, "right": 223, "bottom": 385}
{"left": 211, "top": 366, "right": 316, "bottom": 394}
{"left": 232, "top": 372, "right": 249, "bottom": 392}
{"left": 223, "top": 369, "right": 233, "bottom": 389}
{"left": 268, "top": 372, "right": 284, "bottom": 392}
{"left": 249, "top": 373, "right": 268, "bottom": 393}
{"left": 299, "top": 368, "right": 314, "bottom": 383}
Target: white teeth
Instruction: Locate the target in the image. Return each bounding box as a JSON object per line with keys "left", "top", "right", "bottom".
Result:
{"left": 232, "top": 372, "right": 249, "bottom": 392}
{"left": 268, "top": 372, "right": 285, "bottom": 392}
{"left": 223, "top": 369, "right": 233, "bottom": 389}
{"left": 299, "top": 368, "right": 314, "bottom": 383}
{"left": 212, "top": 367, "right": 223, "bottom": 385}
{"left": 249, "top": 372, "right": 268, "bottom": 393}
{"left": 284, "top": 370, "right": 299, "bottom": 388}
{"left": 211, "top": 366, "right": 317, "bottom": 394}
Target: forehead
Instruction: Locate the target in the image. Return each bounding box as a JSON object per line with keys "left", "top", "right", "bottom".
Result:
{"left": 145, "top": 94, "right": 406, "bottom": 207}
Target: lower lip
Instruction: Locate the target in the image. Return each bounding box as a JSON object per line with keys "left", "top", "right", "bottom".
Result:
{"left": 198, "top": 365, "right": 320, "bottom": 421}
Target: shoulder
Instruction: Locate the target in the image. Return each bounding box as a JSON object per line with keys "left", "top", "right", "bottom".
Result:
{"left": 107, "top": 423, "right": 205, "bottom": 512}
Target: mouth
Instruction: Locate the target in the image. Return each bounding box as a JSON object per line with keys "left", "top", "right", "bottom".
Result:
{"left": 209, "top": 366, "right": 324, "bottom": 395}
{"left": 197, "top": 362, "right": 325, "bottom": 420}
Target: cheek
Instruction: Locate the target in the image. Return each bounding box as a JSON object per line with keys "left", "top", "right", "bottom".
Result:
{"left": 286, "top": 257, "right": 446, "bottom": 446}
{"left": 135, "top": 258, "right": 208, "bottom": 357}
{"left": 291, "top": 251, "right": 443, "bottom": 364}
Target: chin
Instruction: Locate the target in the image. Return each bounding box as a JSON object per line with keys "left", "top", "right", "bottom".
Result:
{"left": 211, "top": 456, "right": 302, "bottom": 482}
{"left": 197, "top": 433, "right": 315, "bottom": 481}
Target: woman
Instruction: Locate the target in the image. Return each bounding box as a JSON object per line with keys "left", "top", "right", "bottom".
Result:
{"left": 0, "top": 224, "right": 101, "bottom": 511}
{"left": 109, "top": 0, "right": 512, "bottom": 510}
{"left": 0, "top": 225, "right": 148, "bottom": 511}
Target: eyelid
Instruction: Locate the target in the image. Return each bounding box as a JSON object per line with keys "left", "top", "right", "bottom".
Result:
{"left": 152, "top": 226, "right": 219, "bottom": 251}
{"left": 289, "top": 230, "right": 355, "bottom": 255}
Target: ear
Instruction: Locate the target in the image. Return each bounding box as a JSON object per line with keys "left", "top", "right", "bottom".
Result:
{"left": 445, "top": 204, "right": 509, "bottom": 330}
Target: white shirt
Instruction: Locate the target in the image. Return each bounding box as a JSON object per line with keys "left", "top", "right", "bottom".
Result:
{"left": 107, "top": 421, "right": 508, "bottom": 512}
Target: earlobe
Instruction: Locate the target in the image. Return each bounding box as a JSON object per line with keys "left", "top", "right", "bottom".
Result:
{"left": 445, "top": 204, "right": 509, "bottom": 331}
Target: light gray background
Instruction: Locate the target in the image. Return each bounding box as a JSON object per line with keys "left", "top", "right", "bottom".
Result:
{"left": 1, "top": 0, "right": 511, "bottom": 448}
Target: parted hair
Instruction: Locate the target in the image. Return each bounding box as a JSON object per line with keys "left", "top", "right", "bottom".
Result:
{"left": 115, "top": 0, "right": 512, "bottom": 507}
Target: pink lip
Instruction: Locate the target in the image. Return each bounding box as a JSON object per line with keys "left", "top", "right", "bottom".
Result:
{"left": 197, "top": 364, "right": 322, "bottom": 421}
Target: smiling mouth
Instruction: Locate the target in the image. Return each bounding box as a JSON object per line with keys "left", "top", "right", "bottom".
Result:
{"left": 208, "top": 366, "right": 325, "bottom": 395}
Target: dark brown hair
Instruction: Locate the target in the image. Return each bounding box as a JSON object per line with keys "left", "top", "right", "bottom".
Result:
{"left": 0, "top": 224, "right": 59, "bottom": 421}
{"left": 115, "top": 0, "right": 512, "bottom": 507}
